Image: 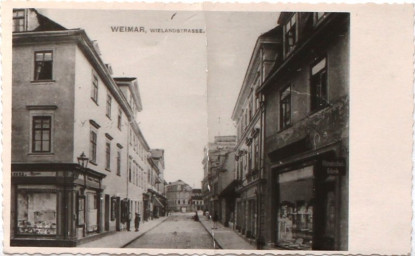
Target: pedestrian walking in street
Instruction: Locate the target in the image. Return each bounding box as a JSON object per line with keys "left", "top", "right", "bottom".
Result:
{"left": 212, "top": 211, "right": 218, "bottom": 229}
{"left": 127, "top": 211, "right": 132, "bottom": 231}
{"left": 135, "top": 213, "right": 141, "bottom": 232}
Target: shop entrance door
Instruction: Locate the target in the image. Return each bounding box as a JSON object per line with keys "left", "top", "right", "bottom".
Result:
{"left": 314, "top": 180, "right": 337, "bottom": 250}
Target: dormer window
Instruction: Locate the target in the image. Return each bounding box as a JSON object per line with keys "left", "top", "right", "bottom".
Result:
{"left": 284, "top": 13, "right": 298, "bottom": 55}
{"left": 13, "top": 9, "right": 26, "bottom": 32}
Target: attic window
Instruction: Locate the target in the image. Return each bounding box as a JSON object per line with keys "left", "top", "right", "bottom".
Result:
{"left": 13, "top": 9, "right": 26, "bottom": 32}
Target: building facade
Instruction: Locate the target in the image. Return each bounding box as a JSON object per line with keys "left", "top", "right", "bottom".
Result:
{"left": 201, "top": 136, "right": 236, "bottom": 223}
{"left": 231, "top": 27, "right": 281, "bottom": 243}
{"left": 166, "top": 180, "right": 192, "bottom": 212}
{"left": 10, "top": 9, "right": 165, "bottom": 247}
{"left": 190, "top": 189, "right": 204, "bottom": 211}
{"left": 257, "top": 12, "right": 350, "bottom": 250}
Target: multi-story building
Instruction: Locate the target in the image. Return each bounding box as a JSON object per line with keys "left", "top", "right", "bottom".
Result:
{"left": 257, "top": 12, "right": 350, "bottom": 250}
{"left": 146, "top": 149, "right": 167, "bottom": 219}
{"left": 10, "top": 9, "right": 164, "bottom": 247}
{"left": 201, "top": 136, "right": 236, "bottom": 223}
{"left": 231, "top": 27, "right": 280, "bottom": 242}
{"left": 166, "top": 180, "right": 192, "bottom": 212}
{"left": 190, "top": 189, "right": 204, "bottom": 211}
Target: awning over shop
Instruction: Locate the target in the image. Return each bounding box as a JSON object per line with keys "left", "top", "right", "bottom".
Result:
{"left": 153, "top": 196, "right": 164, "bottom": 208}
{"left": 219, "top": 179, "right": 238, "bottom": 197}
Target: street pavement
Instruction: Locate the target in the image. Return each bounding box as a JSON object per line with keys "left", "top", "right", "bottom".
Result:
{"left": 79, "top": 216, "right": 167, "bottom": 248}
{"left": 199, "top": 213, "right": 256, "bottom": 250}
{"left": 125, "top": 212, "right": 215, "bottom": 249}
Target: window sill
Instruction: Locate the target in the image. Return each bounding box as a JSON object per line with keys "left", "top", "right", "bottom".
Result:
{"left": 278, "top": 124, "right": 293, "bottom": 134}
{"left": 89, "top": 161, "right": 97, "bottom": 166}
{"left": 105, "top": 168, "right": 111, "bottom": 172}
{"left": 28, "top": 152, "right": 54, "bottom": 156}
{"left": 106, "top": 115, "right": 111, "bottom": 120}
{"left": 30, "top": 80, "right": 56, "bottom": 84}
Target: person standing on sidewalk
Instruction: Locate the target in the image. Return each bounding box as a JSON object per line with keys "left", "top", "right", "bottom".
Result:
{"left": 212, "top": 211, "right": 218, "bottom": 229}
{"left": 135, "top": 213, "right": 141, "bottom": 232}
{"left": 127, "top": 211, "right": 132, "bottom": 231}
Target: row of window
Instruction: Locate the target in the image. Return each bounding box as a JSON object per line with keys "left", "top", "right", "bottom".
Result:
{"left": 129, "top": 127, "right": 146, "bottom": 160}
{"left": 128, "top": 158, "right": 146, "bottom": 189}
{"left": 236, "top": 135, "right": 260, "bottom": 181}
{"left": 89, "top": 127, "right": 122, "bottom": 175}
{"left": 283, "top": 12, "right": 327, "bottom": 56}
{"left": 279, "top": 56, "right": 328, "bottom": 130}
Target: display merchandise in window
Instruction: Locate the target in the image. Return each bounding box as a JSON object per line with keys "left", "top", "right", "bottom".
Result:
{"left": 17, "top": 190, "right": 57, "bottom": 235}
{"left": 277, "top": 166, "right": 314, "bottom": 250}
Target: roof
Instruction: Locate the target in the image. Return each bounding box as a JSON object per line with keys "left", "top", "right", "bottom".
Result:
{"left": 33, "top": 9, "right": 67, "bottom": 31}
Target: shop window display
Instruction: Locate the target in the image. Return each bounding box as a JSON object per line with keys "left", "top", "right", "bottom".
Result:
{"left": 277, "top": 166, "right": 314, "bottom": 250}
{"left": 17, "top": 190, "right": 57, "bottom": 235}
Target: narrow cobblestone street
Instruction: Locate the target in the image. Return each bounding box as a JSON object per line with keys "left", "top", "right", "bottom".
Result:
{"left": 125, "top": 212, "right": 215, "bottom": 249}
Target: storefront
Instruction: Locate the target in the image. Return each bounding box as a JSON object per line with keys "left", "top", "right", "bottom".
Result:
{"left": 11, "top": 163, "right": 105, "bottom": 247}
{"left": 273, "top": 153, "right": 346, "bottom": 250}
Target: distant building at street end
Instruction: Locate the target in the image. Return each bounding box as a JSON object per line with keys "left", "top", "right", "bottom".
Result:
{"left": 190, "top": 189, "right": 204, "bottom": 211}
{"left": 166, "top": 180, "right": 193, "bottom": 212}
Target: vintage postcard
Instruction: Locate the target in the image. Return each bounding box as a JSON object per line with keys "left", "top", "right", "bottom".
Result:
{"left": 1, "top": 2, "right": 413, "bottom": 255}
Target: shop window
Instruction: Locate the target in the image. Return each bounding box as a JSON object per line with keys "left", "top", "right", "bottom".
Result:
{"left": 284, "top": 14, "right": 298, "bottom": 55}
{"left": 32, "top": 116, "right": 51, "bottom": 153}
{"left": 310, "top": 57, "right": 328, "bottom": 111}
{"left": 277, "top": 166, "right": 314, "bottom": 250}
{"left": 86, "top": 193, "right": 98, "bottom": 232}
{"left": 17, "top": 190, "right": 57, "bottom": 235}
{"left": 280, "top": 85, "right": 291, "bottom": 129}
{"left": 13, "top": 9, "right": 25, "bottom": 32}
{"left": 77, "top": 195, "right": 85, "bottom": 226}
{"left": 34, "top": 51, "right": 53, "bottom": 81}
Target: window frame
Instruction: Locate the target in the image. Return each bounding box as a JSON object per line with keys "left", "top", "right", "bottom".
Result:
{"left": 33, "top": 51, "right": 54, "bottom": 81}
{"left": 105, "top": 141, "right": 111, "bottom": 171}
{"left": 91, "top": 72, "right": 99, "bottom": 104}
{"left": 89, "top": 129, "right": 98, "bottom": 164}
{"left": 284, "top": 13, "right": 298, "bottom": 56}
{"left": 280, "top": 84, "right": 292, "bottom": 130}
{"left": 106, "top": 94, "right": 112, "bottom": 119}
{"left": 31, "top": 116, "right": 52, "bottom": 153}
{"left": 13, "top": 9, "right": 26, "bottom": 32}
{"left": 310, "top": 56, "right": 328, "bottom": 112}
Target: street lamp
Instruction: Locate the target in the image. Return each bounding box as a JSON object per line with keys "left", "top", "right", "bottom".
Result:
{"left": 78, "top": 152, "right": 89, "bottom": 193}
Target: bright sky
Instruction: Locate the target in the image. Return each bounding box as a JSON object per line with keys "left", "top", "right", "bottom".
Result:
{"left": 40, "top": 9, "right": 278, "bottom": 188}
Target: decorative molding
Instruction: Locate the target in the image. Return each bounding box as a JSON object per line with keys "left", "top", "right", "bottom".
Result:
{"left": 89, "top": 120, "right": 101, "bottom": 129}
{"left": 105, "top": 133, "right": 113, "bottom": 140}
{"left": 26, "top": 105, "right": 57, "bottom": 110}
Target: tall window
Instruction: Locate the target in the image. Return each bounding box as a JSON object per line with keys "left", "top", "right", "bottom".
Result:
{"left": 280, "top": 85, "right": 291, "bottom": 129}
{"left": 129, "top": 159, "right": 132, "bottom": 183}
{"left": 117, "top": 108, "right": 122, "bottom": 130}
{"left": 13, "top": 9, "right": 25, "bottom": 32}
{"left": 105, "top": 142, "right": 111, "bottom": 170}
{"left": 106, "top": 94, "right": 112, "bottom": 118}
{"left": 32, "top": 116, "right": 51, "bottom": 152}
{"left": 89, "top": 130, "right": 97, "bottom": 163}
{"left": 284, "top": 13, "right": 297, "bottom": 54}
{"left": 91, "top": 73, "right": 98, "bottom": 103}
{"left": 310, "top": 57, "right": 328, "bottom": 111}
{"left": 34, "top": 51, "right": 53, "bottom": 81}
{"left": 116, "top": 151, "right": 121, "bottom": 176}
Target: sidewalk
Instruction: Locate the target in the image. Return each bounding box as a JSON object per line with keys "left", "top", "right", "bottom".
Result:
{"left": 79, "top": 216, "right": 168, "bottom": 248}
{"left": 199, "top": 215, "right": 256, "bottom": 250}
